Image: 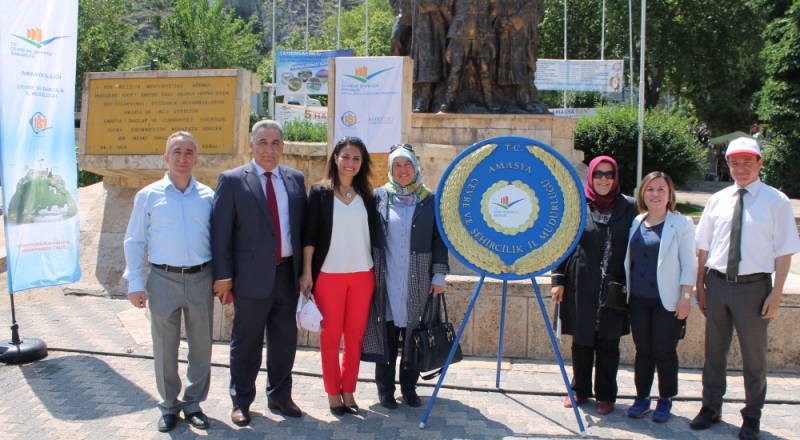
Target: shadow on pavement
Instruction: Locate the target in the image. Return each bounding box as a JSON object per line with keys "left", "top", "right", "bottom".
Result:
{"left": 20, "top": 354, "right": 154, "bottom": 420}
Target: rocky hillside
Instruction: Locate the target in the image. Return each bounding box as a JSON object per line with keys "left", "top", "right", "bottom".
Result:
{"left": 126, "top": 0, "right": 366, "bottom": 52}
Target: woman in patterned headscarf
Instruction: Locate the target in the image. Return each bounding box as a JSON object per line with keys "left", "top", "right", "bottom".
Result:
{"left": 550, "top": 156, "right": 637, "bottom": 416}
{"left": 361, "top": 143, "right": 449, "bottom": 410}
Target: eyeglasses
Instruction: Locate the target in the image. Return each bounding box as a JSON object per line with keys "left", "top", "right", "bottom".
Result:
{"left": 337, "top": 136, "right": 364, "bottom": 147}
{"left": 390, "top": 143, "right": 414, "bottom": 152}
{"left": 592, "top": 170, "right": 615, "bottom": 180}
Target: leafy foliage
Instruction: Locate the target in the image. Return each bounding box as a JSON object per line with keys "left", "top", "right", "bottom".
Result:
{"left": 304, "top": 0, "right": 393, "bottom": 56}
{"left": 283, "top": 120, "right": 328, "bottom": 142}
{"left": 574, "top": 104, "right": 706, "bottom": 194}
{"left": 755, "top": 0, "right": 800, "bottom": 194}
{"left": 538, "top": 0, "right": 764, "bottom": 134}
{"left": 143, "top": 0, "right": 261, "bottom": 70}
{"left": 77, "top": 0, "right": 135, "bottom": 98}
{"left": 762, "top": 135, "right": 800, "bottom": 198}
{"left": 757, "top": 0, "right": 800, "bottom": 136}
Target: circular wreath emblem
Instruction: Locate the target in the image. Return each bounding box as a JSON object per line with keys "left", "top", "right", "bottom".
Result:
{"left": 436, "top": 136, "right": 586, "bottom": 279}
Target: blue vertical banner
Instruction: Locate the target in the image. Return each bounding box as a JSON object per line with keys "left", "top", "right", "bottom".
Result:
{"left": 0, "top": 0, "right": 81, "bottom": 293}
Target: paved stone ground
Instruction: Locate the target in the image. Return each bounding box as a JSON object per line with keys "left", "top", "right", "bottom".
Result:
{"left": 2, "top": 292, "right": 800, "bottom": 439}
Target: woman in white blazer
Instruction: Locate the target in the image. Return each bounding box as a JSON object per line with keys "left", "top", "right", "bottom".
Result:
{"left": 623, "top": 171, "right": 697, "bottom": 423}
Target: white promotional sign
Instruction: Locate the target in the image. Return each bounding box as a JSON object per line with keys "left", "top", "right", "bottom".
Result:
{"left": 535, "top": 59, "right": 624, "bottom": 92}
{"left": 333, "top": 57, "right": 403, "bottom": 153}
{"left": 549, "top": 108, "right": 599, "bottom": 118}
{"left": 275, "top": 103, "right": 328, "bottom": 125}
{"left": 0, "top": 0, "right": 82, "bottom": 292}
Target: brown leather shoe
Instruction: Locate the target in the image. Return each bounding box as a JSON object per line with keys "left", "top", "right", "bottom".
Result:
{"left": 596, "top": 401, "right": 615, "bottom": 415}
{"left": 231, "top": 406, "right": 250, "bottom": 426}
{"left": 268, "top": 399, "right": 302, "bottom": 418}
{"left": 563, "top": 395, "right": 587, "bottom": 408}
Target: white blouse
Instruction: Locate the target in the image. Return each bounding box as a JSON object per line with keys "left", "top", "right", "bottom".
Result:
{"left": 320, "top": 194, "right": 373, "bottom": 273}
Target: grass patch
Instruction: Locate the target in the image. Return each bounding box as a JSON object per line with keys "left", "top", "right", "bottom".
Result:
{"left": 283, "top": 120, "right": 328, "bottom": 142}
{"left": 675, "top": 202, "right": 705, "bottom": 216}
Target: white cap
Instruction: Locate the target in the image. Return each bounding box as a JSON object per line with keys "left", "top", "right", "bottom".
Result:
{"left": 726, "top": 137, "right": 761, "bottom": 158}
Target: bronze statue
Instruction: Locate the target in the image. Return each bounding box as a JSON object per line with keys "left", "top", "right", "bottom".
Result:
{"left": 440, "top": 0, "right": 499, "bottom": 113}
{"left": 389, "top": 0, "right": 412, "bottom": 56}
{"left": 495, "top": 0, "right": 547, "bottom": 112}
{"left": 410, "top": 0, "right": 451, "bottom": 112}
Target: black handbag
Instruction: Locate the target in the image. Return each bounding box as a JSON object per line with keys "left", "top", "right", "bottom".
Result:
{"left": 601, "top": 275, "right": 628, "bottom": 311}
{"left": 409, "top": 293, "right": 463, "bottom": 380}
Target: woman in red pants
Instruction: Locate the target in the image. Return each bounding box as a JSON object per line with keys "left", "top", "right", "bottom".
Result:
{"left": 299, "top": 136, "right": 380, "bottom": 416}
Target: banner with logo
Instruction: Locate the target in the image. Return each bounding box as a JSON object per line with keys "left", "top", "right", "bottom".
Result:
{"left": 275, "top": 103, "right": 328, "bottom": 126}
{"left": 276, "top": 50, "right": 353, "bottom": 96}
{"left": 334, "top": 57, "right": 404, "bottom": 153}
{"left": 535, "top": 59, "right": 624, "bottom": 92}
{"left": 0, "top": 0, "right": 82, "bottom": 293}
{"left": 549, "top": 108, "right": 598, "bottom": 118}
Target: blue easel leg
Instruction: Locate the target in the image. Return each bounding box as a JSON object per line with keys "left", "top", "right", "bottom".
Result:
{"left": 496, "top": 280, "right": 508, "bottom": 388}
{"left": 531, "top": 278, "right": 586, "bottom": 436}
{"left": 419, "top": 275, "right": 486, "bottom": 429}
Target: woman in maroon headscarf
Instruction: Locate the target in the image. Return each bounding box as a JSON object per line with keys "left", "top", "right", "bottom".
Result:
{"left": 551, "top": 156, "right": 637, "bottom": 415}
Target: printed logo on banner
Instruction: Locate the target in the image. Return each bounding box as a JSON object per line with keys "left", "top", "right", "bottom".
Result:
{"left": 369, "top": 116, "right": 395, "bottom": 124}
{"left": 9, "top": 27, "right": 70, "bottom": 59}
{"left": 29, "top": 112, "right": 52, "bottom": 135}
{"left": 343, "top": 66, "right": 395, "bottom": 83}
{"left": 13, "top": 28, "right": 68, "bottom": 48}
{"left": 341, "top": 111, "right": 358, "bottom": 127}
{"left": 436, "top": 136, "right": 586, "bottom": 279}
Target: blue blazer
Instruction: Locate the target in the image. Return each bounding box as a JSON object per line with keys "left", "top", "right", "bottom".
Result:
{"left": 624, "top": 210, "right": 697, "bottom": 311}
{"left": 211, "top": 162, "right": 307, "bottom": 299}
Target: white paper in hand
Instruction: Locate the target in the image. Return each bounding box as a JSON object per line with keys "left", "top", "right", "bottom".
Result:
{"left": 297, "top": 293, "right": 323, "bottom": 332}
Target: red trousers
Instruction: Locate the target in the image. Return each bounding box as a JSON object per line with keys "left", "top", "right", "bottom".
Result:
{"left": 314, "top": 269, "right": 375, "bottom": 395}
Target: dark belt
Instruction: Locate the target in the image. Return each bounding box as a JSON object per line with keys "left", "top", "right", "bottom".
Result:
{"left": 708, "top": 268, "right": 771, "bottom": 284}
{"left": 152, "top": 261, "right": 210, "bottom": 274}
{"left": 277, "top": 256, "right": 292, "bottom": 265}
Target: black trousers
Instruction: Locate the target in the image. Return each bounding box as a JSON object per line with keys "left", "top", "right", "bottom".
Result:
{"left": 628, "top": 296, "right": 684, "bottom": 398}
{"left": 571, "top": 334, "right": 620, "bottom": 402}
{"left": 229, "top": 262, "right": 299, "bottom": 408}
{"left": 375, "top": 321, "right": 419, "bottom": 396}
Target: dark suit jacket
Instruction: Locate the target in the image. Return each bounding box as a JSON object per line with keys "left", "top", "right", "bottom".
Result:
{"left": 302, "top": 183, "right": 382, "bottom": 284}
{"left": 211, "top": 162, "right": 307, "bottom": 299}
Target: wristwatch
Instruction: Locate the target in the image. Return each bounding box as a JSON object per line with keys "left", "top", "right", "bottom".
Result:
{"left": 682, "top": 291, "right": 692, "bottom": 299}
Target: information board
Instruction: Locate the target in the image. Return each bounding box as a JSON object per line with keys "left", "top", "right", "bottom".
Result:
{"left": 85, "top": 76, "right": 237, "bottom": 155}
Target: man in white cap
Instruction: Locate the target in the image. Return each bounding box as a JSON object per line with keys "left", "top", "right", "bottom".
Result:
{"left": 691, "top": 137, "right": 800, "bottom": 439}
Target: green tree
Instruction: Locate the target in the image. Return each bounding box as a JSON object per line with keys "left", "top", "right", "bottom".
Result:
{"left": 538, "top": 0, "right": 765, "bottom": 134}
{"left": 77, "top": 0, "right": 135, "bottom": 94}
{"left": 144, "top": 0, "right": 261, "bottom": 70}
{"left": 755, "top": 0, "right": 800, "bottom": 197}
{"left": 757, "top": 0, "right": 800, "bottom": 135}
{"left": 314, "top": 0, "right": 393, "bottom": 56}
{"left": 574, "top": 104, "right": 706, "bottom": 194}
{"left": 761, "top": 136, "right": 800, "bottom": 197}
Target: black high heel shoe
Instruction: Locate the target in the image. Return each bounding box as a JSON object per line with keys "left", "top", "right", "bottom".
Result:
{"left": 341, "top": 391, "right": 359, "bottom": 415}
{"left": 329, "top": 393, "right": 346, "bottom": 416}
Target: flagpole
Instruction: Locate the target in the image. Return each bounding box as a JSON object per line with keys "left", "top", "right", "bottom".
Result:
{"left": 636, "top": 0, "right": 646, "bottom": 189}
{"left": 305, "top": 0, "right": 310, "bottom": 50}
{"left": 336, "top": 0, "right": 342, "bottom": 50}
{"left": 563, "top": 0, "right": 568, "bottom": 108}
{"left": 628, "top": 0, "right": 634, "bottom": 104}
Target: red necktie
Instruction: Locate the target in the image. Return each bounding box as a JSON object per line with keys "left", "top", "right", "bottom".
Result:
{"left": 265, "top": 172, "right": 282, "bottom": 262}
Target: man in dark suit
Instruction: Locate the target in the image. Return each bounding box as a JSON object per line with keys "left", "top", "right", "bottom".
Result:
{"left": 211, "top": 120, "right": 307, "bottom": 425}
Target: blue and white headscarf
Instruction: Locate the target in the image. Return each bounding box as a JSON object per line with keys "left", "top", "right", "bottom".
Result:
{"left": 384, "top": 147, "right": 430, "bottom": 205}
